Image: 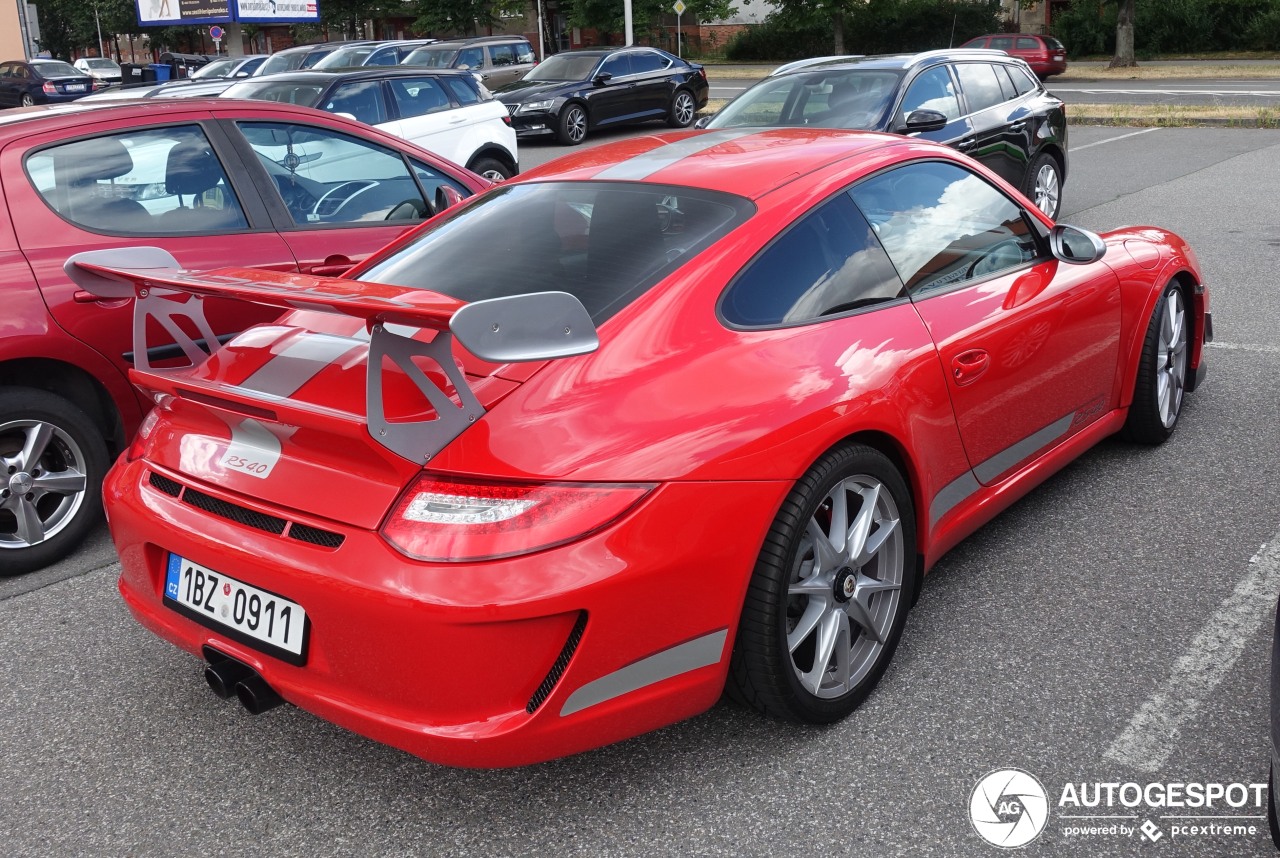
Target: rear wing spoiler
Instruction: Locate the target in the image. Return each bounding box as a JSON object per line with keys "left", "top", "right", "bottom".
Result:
{"left": 67, "top": 247, "right": 598, "bottom": 464}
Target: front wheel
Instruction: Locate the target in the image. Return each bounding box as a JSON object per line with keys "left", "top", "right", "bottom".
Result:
{"left": 667, "top": 89, "right": 697, "bottom": 128}
{"left": 1023, "top": 152, "right": 1062, "bottom": 220}
{"left": 468, "top": 157, "right": 513, "bottom": 182}
{"left": 728, "top": 443, "right": 917, "bottom": 724}
{"left": 1121, "top": 282, "right": 1188, "bottom": 444}
{"left": 0, "top": 388, "right": 109, "bottom": 575}
{"left": 556, "top": 104, "right": 588, "bottom": 145}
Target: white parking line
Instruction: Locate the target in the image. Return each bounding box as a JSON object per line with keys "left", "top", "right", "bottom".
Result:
{"left": 1070, "top": 127, "right": 1161, "bottom": 152}
{"left": 1103, "top": 535, "right": 1280, "bottom": 772}
{"left": 1206, "top": 341, "right": 1280, "bottom": 355}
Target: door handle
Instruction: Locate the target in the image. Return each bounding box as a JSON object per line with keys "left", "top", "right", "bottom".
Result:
{"left": 951, "top": 349, "right": 990, "bottom": 386}
{"left": 1008, "top": 121, "right": 1027, "bottom": 133}
{"left": 304, "top": 255, "right": 356, "bottom": 277}
{"left": 956, "top": 138, "right": 976, "bottom": 151}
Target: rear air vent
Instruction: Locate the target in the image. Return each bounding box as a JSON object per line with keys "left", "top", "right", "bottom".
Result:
{"left": 527, "top": 612, "right": 587, "bottom": 715}
{"left": 146, "top": 470, "right": 346, "bottom": 550}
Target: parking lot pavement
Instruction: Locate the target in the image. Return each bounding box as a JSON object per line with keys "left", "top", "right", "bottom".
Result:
{"left": 3, "top": 126, "right": 1280, "bottom": 857}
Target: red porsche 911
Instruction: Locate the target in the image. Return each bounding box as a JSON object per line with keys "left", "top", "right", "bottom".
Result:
{"left": 77, "top": 128, "right": 1211, "bottom": 768}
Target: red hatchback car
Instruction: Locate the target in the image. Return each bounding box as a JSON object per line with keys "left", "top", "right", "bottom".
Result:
{"left": 0, "top": 99, "right": 489, "bottom": 575}
{"left": 84, "top": 128, "right": 1209, "bottom": 767}
{"left": 961, "top": 33, "right": 1068, "bottom": 79}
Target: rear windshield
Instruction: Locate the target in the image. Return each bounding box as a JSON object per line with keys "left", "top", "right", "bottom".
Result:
{"left": 402, "top": 47, "right": 459, "bottom": 68}
{"left": 313, "top": 47, "right": 375, "bottom": 69}
{"left": 223, "top": 80, "right": 326, "bottom": 107}
{"left": 35, "top": 61, "right": 81, "bottom": 77}
{"left": 359, "top": 182, "right": 754, "bottom": 324}
{"left": 1044, "top": 37, "right": 1065, "bottom": 51}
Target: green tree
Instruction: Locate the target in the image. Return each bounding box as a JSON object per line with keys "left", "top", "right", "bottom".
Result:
{"left": 410, "top": 0, "right": 527, "bottom": 36}
{"left": 564, "top": 0, "right": 736, "bottom": 44}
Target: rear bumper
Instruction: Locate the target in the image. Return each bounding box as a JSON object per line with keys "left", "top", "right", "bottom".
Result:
{"left": 107, "top": 457, "right": 787, "bottom": 767}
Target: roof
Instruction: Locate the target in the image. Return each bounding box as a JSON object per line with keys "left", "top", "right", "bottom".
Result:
{"left": 234, "top": 67, "right": 478, "bottom": 85}
{"left": 0, "top": 97, "right": 343, "bottom": 137}
{"left": 517, "top": 128, "right": 924, "bottom": 199}
{"left": 776, "top": 48, "right": 1019, "bottom": 76}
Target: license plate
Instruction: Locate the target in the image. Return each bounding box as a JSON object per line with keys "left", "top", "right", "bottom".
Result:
{"left": 65, "top": 84, "right": 86, "bottom": 92}
{"left": 164, "top": 554, "right": 309, "bottom": 664}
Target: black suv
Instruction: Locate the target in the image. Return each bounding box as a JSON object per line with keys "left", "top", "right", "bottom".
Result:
{"left": 703, "top": 49, "right": 1068, "bottom": 219}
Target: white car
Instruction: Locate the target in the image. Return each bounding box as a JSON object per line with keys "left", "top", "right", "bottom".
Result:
{"left": 222, "top": 68, "right": 518, "bottom": 181}
{"left": 73, "top": 57, "right": 122, "bottom": 84}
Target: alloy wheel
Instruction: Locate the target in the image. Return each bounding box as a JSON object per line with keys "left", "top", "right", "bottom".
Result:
{"left": 0, "top": 419, "right": 90, "bottom": 549}
{"left": 1156, "top": 288, "right": 1187, "bottom": 428}
{"left": 1034, "top": 163, "right": 1060, "bottom": 219}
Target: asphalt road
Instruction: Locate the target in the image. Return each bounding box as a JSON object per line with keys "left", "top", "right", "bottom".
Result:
{"left": 4, "top": 125, "right": 1280, "bottom": 857}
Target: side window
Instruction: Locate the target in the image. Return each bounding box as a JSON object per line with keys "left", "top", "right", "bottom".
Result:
{"left": 1003, "top": 63, "right": 1037, "bottom": 96}
{"left": 389, "top": 77, "right": 452, "bottom": 118}
{"left": 411, "top": 160, "right": 473, "bottom": 213}
{"left": 600, "top": 54, "right": 631, "bottom": 79}
{"left": 239, "top": 121, "right": 435, "bottom": 225}
{"left": 722, "top": 193, "right": 905, "bottom": 327}
{"left": 26, "top": 125, "right": 248, "bottom": 235}
{"left": 955, "top": 62, "right": 1006, "bottom": 112}
{"left": 990, "top": 36, "right": 1014, "bottom": 51}
{"left": 442, "top": 76, "right": 480, "bottom": 105}
{"left": 489, "top": 44, "right": 516, "bottom": 67}
{"left": 457, "top": 47, "right": 485, "bottom": 69}
{"left": 322, "top": 81, "right": 388, "bottom": 125}
{"left": 1016, "top": 37, "right": 1041, "bottom": 50}
{"left": 630, "top": 51, "right": 669, "bottom": 74}
{"left": 368, "top": 49, "right": 399, "bottom": 67}
{"left": 848, "top": 161, "right": 1040, "bottom": 296}
{"left": 900, "top": 66, "right": 960, "bottom": 121}
{"left": 515, "top": 42, "right": 535, "bottom": 64}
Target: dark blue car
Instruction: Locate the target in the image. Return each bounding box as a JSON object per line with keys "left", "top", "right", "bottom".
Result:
{"left": 0, "top": 59, "right": 96, "bottom": 107}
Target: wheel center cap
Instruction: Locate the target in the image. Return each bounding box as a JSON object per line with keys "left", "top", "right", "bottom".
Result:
{"left": 833, "top": 567, "right": 857, "bottom": 603}
{"left": 9, "top": 472, "right": 33, "bottom": 494}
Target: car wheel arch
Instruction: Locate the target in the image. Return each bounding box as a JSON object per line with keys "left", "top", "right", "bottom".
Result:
{"left": 465, "top": 146, "right": 517, "bottom": 176}
{"left": 0, "top": 358, "right": 127, "bottom": 454}
{"left": 1117, "top": 268, "right": 1202, "bottom": 412}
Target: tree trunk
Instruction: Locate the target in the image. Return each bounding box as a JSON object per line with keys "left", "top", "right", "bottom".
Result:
{"left": 1110, "top": 0, "right": 1137, "bottom": 69}
{"left": 833, "top": 10, "right": 844, "bottom": 55}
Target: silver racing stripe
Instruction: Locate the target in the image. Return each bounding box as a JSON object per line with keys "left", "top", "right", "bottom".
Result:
{"left": 972, "top": 412, "right": 1076, "bottom": 485}
{"left": 929, "top": 469, "right": 981, "bottom": 528}
{"left": 559, "top": 629, "right": 729, "bottom": 717}
{"left": 592, "top": 130, "right": 760, "bottom": 181}
{"left": 237, "top": 332, "right": 364, "bottom": 399}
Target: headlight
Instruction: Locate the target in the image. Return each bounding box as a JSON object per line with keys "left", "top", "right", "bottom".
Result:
{"left": 517, "top": 99, "right": 556, "bottom": 114}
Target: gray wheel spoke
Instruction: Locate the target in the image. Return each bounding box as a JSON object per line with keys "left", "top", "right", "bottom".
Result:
{"left": 830, "top": 613, "right": 852, "bottom": 689}
{"left": 33, "top": 468, "right": 86, "bottom": 495}
{"left": 9, "top": 494, "right": 46, "bottom": 545}
{"left": 801, "top": 610, "right": 843, "bottom": 694}
{"left": 828, "top": 486, "right": 850, "bottom": 554}
{"left": 19, "top": 422, "right": 54, "bottom": 471}
{"left": 805, "top": 518, "right": 842, "bottom": 572}
{"left": 844, "top": 483, "right": 879, "bottom": 562}
{"left": 787, "top": 597, "right": 827, "bottom": 654}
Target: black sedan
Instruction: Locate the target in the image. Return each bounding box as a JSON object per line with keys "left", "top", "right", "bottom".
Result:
{"left": 0, "top": 59, "right": 97, "bottom": 107}
{"left": 494, "top": 47, "right": 708, "bottom": 145}
{"left": 702, "top": 49, "right": 1069, "bottom": 219}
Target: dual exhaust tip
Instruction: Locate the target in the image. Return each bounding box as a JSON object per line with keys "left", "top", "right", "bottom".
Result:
{"left": 203, "top": 647, "right": 284, "bottom": 715}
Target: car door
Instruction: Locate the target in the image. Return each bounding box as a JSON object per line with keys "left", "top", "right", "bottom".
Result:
{"left": 627, "top": 49, "right": 678, "bottom": 119}
{"left": 226, "top": 116, "right": 472, "bottom": 274}
{"left": 7, "top": 117, "right": 294, "bottom": 386}
{"left": 952, "top": 62, "right": 1026, "bottom": 187}
{"left": 894, "top": 64, "right": 973, "bottom": 149}
{"left": 382, "top": 75, "right": 475, "bottom": 165}
{"left": 0, "top": 64, "right": 16, "bottom": 107}
{"left": 848, "top": 159, "right": 1121, "bottom": 483}
{"left": 590, "top": 53, "right": 639, "bottom": 127}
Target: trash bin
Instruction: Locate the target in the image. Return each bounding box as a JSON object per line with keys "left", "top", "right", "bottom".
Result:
{"left": 120, "top": 63, "right": 138, "bottom": 84}
{"left": 140, "top": 66, "right": 157, "bottom": 83}
{"left": 149, "top": 63, "right": 172, "bottom": 81}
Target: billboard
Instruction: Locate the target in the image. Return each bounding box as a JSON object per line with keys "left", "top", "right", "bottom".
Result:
{"left": 135, "top": 0, "right": 318, "bottom": 25}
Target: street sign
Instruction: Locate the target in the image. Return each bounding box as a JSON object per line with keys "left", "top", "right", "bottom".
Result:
{"left": 673, "top": 1, "right": 685, "bottom": 57}
{"left": 209, "top": 25, "right": 224, "bottom": 39}
{"left": 673, "top": 0, "right": 685, "bottom": 12}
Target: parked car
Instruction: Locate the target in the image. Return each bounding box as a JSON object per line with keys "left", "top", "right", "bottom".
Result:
{"left": 494, "top": 46, "right": 707, "bottom": 145}
{"left": 959, "top": 33, "right": 1067, "bottom": 79}
{"left": 253, "top": 41, "right": 376, "bottom": 77}
{"left": 79, "top": 127, "right": 1209, "bottom": 767}
{"left": 0, "top": 98, "right": 489, "bottom": 574}
{"left": 191, "top": 54, "right": 269, "bottom": 79}
{"left": 703, "top": 49, "right": 1069, "bottom": 219}
{"left": 312, "top": 40, "right": 437, "bottom": 70}
{"left": 74, "top": 57, "right": 123, "bottom": 84}
{"left": 79, "top": 77, "right": 239, "bottom": 101}
{"left": 402, "top": 36, "right": 537, "bottom": 90}
{"left": 223, "top": 68, "right": 518, "bottom": 180}
{"left": 0, "top": 59, "right": 97, "bottom": 107}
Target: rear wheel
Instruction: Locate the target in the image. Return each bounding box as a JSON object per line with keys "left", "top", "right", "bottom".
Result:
{"left": 728, "top": 444, "right": 917, "bottom": 723}
{"left": 0, "top": 388, "right": 108, "bottom": 575}
{"left": 556, "top": 104, "right": 588, "bottom": 145}
{"left": 667, "top": 89, "right": 697, "bottom": 128}
{"left": 1121, "top": 282, "right": 1188, "bottom": 444}
{"left": 21, "top": 93, "right": 34, "bottom": 107}
{"left": 468, "top": 156, "right": 513, "bottom": 182}
{"left": 1023, "top": 152, "right": 1062, "bottom": 220}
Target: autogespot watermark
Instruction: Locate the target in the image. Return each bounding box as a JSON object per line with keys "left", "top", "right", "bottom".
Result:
{"left": 969, "top": 770, "right": 1269, "bottom": 848}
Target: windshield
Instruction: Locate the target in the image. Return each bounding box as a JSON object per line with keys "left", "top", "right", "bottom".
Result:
{"left": 223, "top": 80, "right": 325, "bottom": 107}
{"left": 257, "top": 51, "right": 306, "bottom": 76}
{"left": 35, "top": 61, "right": 82, "bottom": 77}
{"left": 525, "top": 53, "right": 602, "bottom": 82}
{"left": 402, "top": 47, "right": 459, "bottom": 68}
{"left": 313, "top": 47, "right": 376, "bottom": 69}
{"left": 192, "top": 58, "right": 238, "bottom": 78}
{"left": 708, "top": 69, "right": 903, "bottom": 130}
{"left": 83, "top": 59, "right": 119, "bottom": 69}
{"left": 360, "top": 181, "right": 753, "bottom": 324}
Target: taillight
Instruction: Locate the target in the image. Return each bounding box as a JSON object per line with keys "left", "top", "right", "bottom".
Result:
{"left": 42, "top": 82, "right": 57, "bottom": 94}
{"left": 381, "top": 474, "right": 654, "bottom": 562}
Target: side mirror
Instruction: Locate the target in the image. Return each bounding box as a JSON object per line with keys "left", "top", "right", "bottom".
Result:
{"left": 899, "top": 109, "right": 948, "bottom": 133}
{"left": 593, "top": 71, "right": 613, "bottom": 86}
{"left": 1050, "top": 224, "right": 1107, "bottom": 264}
{"left": 694, "top": 115, "right": 711, "bottom": 129}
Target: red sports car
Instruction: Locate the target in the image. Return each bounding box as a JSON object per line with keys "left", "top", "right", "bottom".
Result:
{"left": 82, "top": 128, "right": 1211, "bottom": 767}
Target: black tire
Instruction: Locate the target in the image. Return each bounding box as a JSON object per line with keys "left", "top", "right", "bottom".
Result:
{"left": 666, "top": 89, "right": 697, "bottom": 128}
{"left": 1269, "top": 762, "right": 1280, "bottom": 848}
{"left": 1022, "top": 152, "right": 1062, "bottom": 220}
{"left": 0, "top": 387, "right": 109, "bottom": 576}
{"left": 1121, "top": 282, "right": 1188, "bottom": 445}
{"left": 556, "top": 103, "right": 588, "bottom": 145}
{"left": 468, "top": 156, "right": 513, "bottom": 181}
{"left": 728, "top": 443, "right": 917, "bottom": 724}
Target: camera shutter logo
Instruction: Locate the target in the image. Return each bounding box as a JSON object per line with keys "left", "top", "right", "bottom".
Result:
{"left": 969, "top": 769, "right": 1050, "bottom": 848}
